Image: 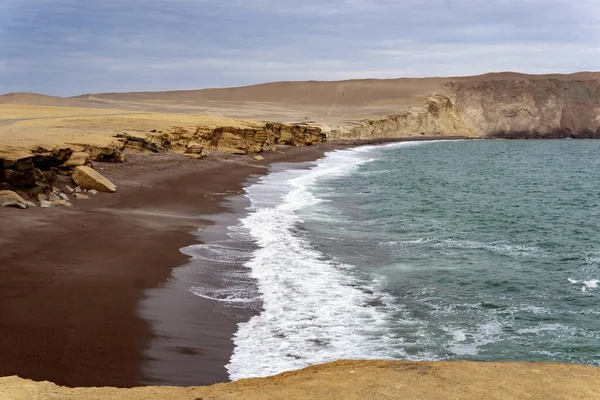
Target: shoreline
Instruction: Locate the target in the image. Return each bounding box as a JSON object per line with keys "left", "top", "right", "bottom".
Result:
{"left": 137, "top": 147, "right": 343, "bottom": 386}
{"left": 0, "top": 136, "right": 471, "bottom": 388}
{"left": 0, "top": 142, "right": 351, "bottom": 387}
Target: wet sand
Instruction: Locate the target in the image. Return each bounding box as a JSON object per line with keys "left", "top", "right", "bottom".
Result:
{"left": 0, "top": 144, "right": 346, "bottom": 388}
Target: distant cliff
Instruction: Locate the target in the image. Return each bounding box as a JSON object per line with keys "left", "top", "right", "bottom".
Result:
{"left": 451, "top": 79, "right": 600, "bottom": 138}
{"left": 332, "top": 76, "right": 600, "bottom": 140}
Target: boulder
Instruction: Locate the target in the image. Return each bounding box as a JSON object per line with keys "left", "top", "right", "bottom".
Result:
{"left": 71, "top": 166, "right": 117, "bottom": 193}
{"left": 0, "top": 190, "right": 28, "bottom": 209}
{"left": 37, "top": 193, "right": 47, "bottom": 202}
{"left": 48, "top": 193, "right": 60, "bottom": 201}
{"left": 75, "top": 193, "right": 90, "bottom": 200}
{"left": 254, "top": 155, "right": 265, "bottom": 161}
{"left": 40, "top": 200, "right": 52, "bottom": 208}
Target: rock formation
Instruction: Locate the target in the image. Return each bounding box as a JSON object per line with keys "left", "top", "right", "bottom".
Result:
{"left": 148, "top": 123, "right": 326, "bottom": 156}
{"left": 449, "top": 79, "right": 600, "bottom": 138}
{"left": 72, "top": 166, "right": 117, "bottom": 193}
{"left": 0, "top": 148, "right": 112, "bottom": 207}
{"left": 331, "top": 94, "right": 477, "bottom": 140}
{"left": 198, "top": 123, "right": 325, "bottom": 154}
{"left": 99, "top": 122, "right": 325, "bottom": 158}
{"left": 331, "top": 76, "right": 600, "bottom": 140}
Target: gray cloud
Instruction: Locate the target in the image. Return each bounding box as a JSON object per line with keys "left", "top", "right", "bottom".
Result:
{"left": 1, "top": 0, "right": 599, "bottom": 95}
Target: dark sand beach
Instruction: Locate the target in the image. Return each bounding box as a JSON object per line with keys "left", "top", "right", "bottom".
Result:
{"left": 0, "top": 143, "right": 348, "bottom": 388}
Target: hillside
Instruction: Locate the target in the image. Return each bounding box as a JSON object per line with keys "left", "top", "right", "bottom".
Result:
{"left": 5, "top": 72, "right": 599, "bottom": 138}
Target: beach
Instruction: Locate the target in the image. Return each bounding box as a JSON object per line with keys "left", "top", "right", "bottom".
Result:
{"left": 0, "top": 143, "right": 347, "bottom": 388}
{"left": 1, "top": 71, "right": 600, "bottom": 398}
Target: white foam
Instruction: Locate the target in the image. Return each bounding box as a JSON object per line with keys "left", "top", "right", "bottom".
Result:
{"left": 583, "top": 279, "right": 599, "bottom": 288}
{"left": 567, "top": 277, "right": 598, "bottom": 292}
{"left": 226, "top": 143, "right": 434, "bottom": 380}
{"left": 445, "top": 321, "right": 503, "bottom": 356}
{"left": 435, "top": 238, "right": 541, "bottom": 258}
{"left": 181, "top": 243, "right": 252, "bottom": 264}
{"left": 189, "top": 287, "right": 256, "bottom": 303}
{"left": 515, "top": 323, "right": 592, "bottom": 338}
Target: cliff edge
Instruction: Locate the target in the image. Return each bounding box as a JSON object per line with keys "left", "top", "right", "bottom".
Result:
{"left": 2, "top": 360, "right": 599, "bottom": 400}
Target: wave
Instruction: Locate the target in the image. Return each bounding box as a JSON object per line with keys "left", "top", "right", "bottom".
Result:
{"left": 225, "top": 143, "right": 435, "bottom": 380}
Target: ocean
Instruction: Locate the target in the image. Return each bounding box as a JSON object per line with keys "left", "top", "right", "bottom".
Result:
{"left": 187, "top": 139, "right": 600, "bottom": 380}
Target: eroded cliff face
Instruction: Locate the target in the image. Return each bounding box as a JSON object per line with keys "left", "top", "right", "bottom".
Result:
{"left": 0, "top": 121, "right": 325, "bottom": 205}
{"left": 330, "top": 94, "right": 477, "bottom": 140}
{"left": 333, "top": 77, "right": 600, "bottom": 140}
{"left": 451, "top": 79, "right": 600, "bottom": 138}
{"left": 196, "top": 123, "right": 326, "bottom": 155}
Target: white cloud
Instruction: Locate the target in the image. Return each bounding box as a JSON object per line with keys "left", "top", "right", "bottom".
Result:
{"left": 1, "top": 0, "right": 599, "bottom": 95}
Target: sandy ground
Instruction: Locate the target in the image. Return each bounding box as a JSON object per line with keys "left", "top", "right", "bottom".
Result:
{"left": 2, "top": 360, "right": 599, "bottom": 400}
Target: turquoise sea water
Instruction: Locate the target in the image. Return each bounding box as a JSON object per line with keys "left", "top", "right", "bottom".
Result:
{"left": 190, "top": 139, "right": 600, "bottom": 379}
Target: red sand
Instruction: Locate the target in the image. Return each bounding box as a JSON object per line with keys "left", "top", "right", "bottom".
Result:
{"left": 0, "top": 144, "right": 345, "bottom": 387}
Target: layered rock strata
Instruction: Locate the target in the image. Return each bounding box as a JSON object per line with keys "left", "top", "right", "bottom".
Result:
{"left": 334, "top": 78, "right": 600, "bottom": 140}
{"left": 450, "top": 79, "right": 600, "bottom": 138}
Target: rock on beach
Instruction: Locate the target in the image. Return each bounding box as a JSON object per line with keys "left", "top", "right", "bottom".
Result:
{"left": 0, "top": 190, "right": 28, "bottom": 209}
{"left": 71, "top": 166, "right": 117, "bottom": 193}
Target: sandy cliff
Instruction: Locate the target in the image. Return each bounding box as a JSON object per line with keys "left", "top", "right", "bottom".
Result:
{"left": 0, "top": 103, "right": 324, "bottom": 204}
{"left": 329, "top": 93, "right": 478, "bottom": 139}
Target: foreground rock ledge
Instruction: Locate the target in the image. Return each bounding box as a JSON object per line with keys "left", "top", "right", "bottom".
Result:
{"left": 1, "top": 360, "right": 599, "bottom": 400}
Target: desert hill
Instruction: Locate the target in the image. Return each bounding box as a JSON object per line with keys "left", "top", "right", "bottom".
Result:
{"left": 4, "top": 71, "right": 600, "bottom": 138}
{"left": 73, "top": 71, "right": 600, "bottom": 109}
{"left": 0, "top": 92, "right": 115, "bottom": 109}
{"left": 2, "top": 71, "right": 600, "bottom": 163}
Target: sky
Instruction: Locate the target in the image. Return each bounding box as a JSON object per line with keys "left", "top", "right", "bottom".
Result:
{"left": 1, "top": 0, "right": 599, "bottom": 96}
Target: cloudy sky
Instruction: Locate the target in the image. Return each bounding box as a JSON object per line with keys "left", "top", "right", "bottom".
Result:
{"left": 1, "top": 0, "right": 599, "bottom": 96}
